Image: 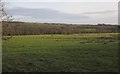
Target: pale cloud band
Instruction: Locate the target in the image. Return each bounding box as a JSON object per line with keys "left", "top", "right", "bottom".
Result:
{"left": 83, "top": 10, "right": 117, "bottom": 14}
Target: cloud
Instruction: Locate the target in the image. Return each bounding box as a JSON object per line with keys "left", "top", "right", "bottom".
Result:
{"left": 6, "top": 7, "right": 94, "bottom": 24}
{"left": 83, "top": 10, "right": 117, "bottom": 14}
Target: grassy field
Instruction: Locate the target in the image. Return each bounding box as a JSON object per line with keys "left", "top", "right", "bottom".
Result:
{"left": 2, "top": 33, "right": 119, "bottom": 72}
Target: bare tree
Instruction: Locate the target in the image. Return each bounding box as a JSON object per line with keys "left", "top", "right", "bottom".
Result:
{"left": 0, "top": 0, "right": 13, "bottom": 40}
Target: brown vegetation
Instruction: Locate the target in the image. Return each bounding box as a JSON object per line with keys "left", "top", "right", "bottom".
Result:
{"left": 2, "top": 21, "right": 119, "bottom": 36}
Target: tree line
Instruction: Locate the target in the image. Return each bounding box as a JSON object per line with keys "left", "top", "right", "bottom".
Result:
{"left": 2, "top": 21, "right": 119, "bottom": 36}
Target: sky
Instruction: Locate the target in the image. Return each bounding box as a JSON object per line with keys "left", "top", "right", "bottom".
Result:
{"left": 3, "top": 0, "right": 119, "bottom": 2}
{"left": 3, "top": 0, "right": 119, "bottom": 24}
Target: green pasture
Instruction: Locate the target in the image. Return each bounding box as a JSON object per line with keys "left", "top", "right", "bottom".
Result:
{"left": 2, "top": 33, "right": 119, "bottom": 72}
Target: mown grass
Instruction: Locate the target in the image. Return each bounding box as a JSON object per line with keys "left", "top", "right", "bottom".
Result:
{"left": 2, "top": 33, "right": 119, "bottom": 72}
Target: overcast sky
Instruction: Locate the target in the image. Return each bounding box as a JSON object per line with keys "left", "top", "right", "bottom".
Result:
{"left": 3, "top": 0, "right": 119, "bottom": 2}
{"left": 3, "top": 0, "right": 118, "bottom": 24}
